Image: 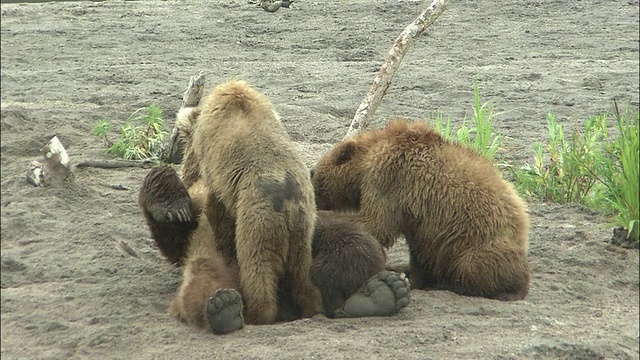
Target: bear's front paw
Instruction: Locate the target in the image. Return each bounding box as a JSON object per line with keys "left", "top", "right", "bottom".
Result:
{"left": 140, "top": 166, "right": 194, "bottom": 223}
{"left": 336, "top": 270, "right": 410, "bottom": 318}
{"left": 207, "top": 289, "right": 244, "bottom": 335}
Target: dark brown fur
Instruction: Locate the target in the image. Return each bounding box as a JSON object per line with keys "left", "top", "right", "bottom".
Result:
{"left": 186, "top": 79, "right": 322, "bottom": 324}
{"left": 311, "top": 119, "right": 531, "bottom": 301}
{"left": 138, "top": 165, "right": 198, "bottom": 265}
{"left": 309, "top": 211, "right": 386, "bottom": 316}
{"left": 276, "top": 211, "right": 387, "bottom": 320}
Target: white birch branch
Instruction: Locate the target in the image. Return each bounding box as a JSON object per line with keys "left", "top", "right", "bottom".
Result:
{"left": 345, "top": 0, "right": 448, "bottom": 139}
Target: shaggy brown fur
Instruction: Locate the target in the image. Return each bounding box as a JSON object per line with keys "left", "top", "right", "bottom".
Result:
{"left": 139, "top": 166, "right": 389, "bottom": 329}
{"left": 138, "top": 165, "right": 198, "bottom": 265}
{"left": 278, "top": 210, "right": 387, "bottom": 319}
{"left": 167, "top": 211, "right": 241, "bottom": 330}
{"left": 174, "top": 106, "right": 202, "bottom": 189}
{"left": 186, "top": 79, "right": 322, "bottom": 324}
{"left": 311, "top": 119, "right": 531, "bottom": 301}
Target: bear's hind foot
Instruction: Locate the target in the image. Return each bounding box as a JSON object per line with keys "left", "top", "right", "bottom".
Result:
{"left": 206, "top": 289, "right": 244, "bottom": 335}
{"left": 335, "top": 270, "right": 410, "bottom": 318}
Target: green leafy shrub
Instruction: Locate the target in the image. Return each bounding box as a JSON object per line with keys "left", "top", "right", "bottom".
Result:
{"left": 92, "top": 104, "right": 168, "bottom": 161}
{"left": 512, "top": 103, "right": 639, "bottom": 243}
{"left": 511, "top": 112, "right": 603, "bottom": 204}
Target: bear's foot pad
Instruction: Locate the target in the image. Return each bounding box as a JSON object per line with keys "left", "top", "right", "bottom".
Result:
{"left": 207, "top": 288, "right": 244, "bottom": 335}
{"left": 336, "top": 270, "right": 410, "bottom": 318}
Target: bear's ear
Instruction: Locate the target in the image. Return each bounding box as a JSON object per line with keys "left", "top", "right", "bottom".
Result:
{"left": 334, "top": 141, "right": 357, "bottom": 165}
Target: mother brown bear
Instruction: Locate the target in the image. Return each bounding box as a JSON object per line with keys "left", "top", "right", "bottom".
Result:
{"left": 310, "top": 119, "right": 531, "bottom": 301}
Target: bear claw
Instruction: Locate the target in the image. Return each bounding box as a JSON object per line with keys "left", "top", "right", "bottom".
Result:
{"left": 336, "top": 270, "right": 410, "bottom": 318}
{"left": 141, "top": 166, "right": 194, "bottom": 223}
{"left": 165, "top": 208, "right": 192, "bottom": 223}
{"left": 206, "top": 288, "right": 244, "bottom": 335}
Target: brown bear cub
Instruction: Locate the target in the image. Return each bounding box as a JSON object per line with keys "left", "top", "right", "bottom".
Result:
{"left": 139, "top": 165, "right": 410, "bottom": 334}
{"left": 311, "top": 119, "right": 531, "bottom": 301}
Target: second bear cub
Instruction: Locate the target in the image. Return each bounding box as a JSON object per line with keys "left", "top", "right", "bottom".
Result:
{"left": 311, "top": 119, "right": 531, "bottom": 301}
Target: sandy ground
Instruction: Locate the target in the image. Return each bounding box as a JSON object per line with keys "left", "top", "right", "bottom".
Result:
{"left": 1, "top": 0, "right": 639, "bottom": 359}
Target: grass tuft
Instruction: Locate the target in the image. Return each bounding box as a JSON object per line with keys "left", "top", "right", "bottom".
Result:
{"left": 92, "top": 104, "right": 168, "bottom": 161}
{"left": 429, "top": 82, "right": 503, "bottom": 160}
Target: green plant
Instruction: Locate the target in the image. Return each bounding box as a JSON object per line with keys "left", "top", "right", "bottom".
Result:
{"left": 512, "top": 112, "right": 605, "bottom": 204}
{"left": 429, "top": 82, "right": 503, "bottom": 160}
{"left": 512, "top": 103, "right": 639, "bottom": 243}
{"left": 92, "top": 104, "right": 168, "bottom": 161}
{"left": 590, "top": 103, "right": 639, "bottom": 242}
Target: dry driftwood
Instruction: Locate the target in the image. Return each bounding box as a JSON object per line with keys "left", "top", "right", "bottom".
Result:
{"left": 26, "top": 136, "right": 74, "bottom": 187}
{"left": 75, "top": 160, "right": 154, "bottom": 169}
{"left": 345, "top": 0, "right": 448, "bottom": 138}
{"left": 260, "top": 0, "right": 282, "bottom": 12}
{"left": 166, "top": 72, "right": 206, "bottom": 164}
{"left": 181, "top": 71, "right": 206, "bottom": 108}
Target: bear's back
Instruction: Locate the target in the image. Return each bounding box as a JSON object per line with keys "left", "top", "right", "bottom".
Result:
{"left": 360, "top": 120, "right": 527, "bottom": 246}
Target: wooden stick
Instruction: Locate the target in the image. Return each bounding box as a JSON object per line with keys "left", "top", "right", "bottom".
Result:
{"left": 75, "top": 160, "right": 154, "bottom": 169}
{"left": 181, "top": 71, "right": 206, "bottom": 108}
{"left": 166, "top": 72, "right": 206, "bottom": 164}
{"left": 344, "top": 0, "right": 448, "bottom": 138}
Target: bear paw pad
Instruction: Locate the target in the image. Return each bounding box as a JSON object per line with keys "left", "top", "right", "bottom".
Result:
{"left": 207, "top": 288, "right": 244, "bottom": 335}
{"left": 337, "top": 270, "right": 410, "bottom": 318}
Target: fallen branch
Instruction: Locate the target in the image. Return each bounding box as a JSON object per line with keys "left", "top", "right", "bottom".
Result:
{"left": 75, "top": 160, "right": 154, "bottom": 169}
{"left": 166, "top": 72, "right": 206, "bottom": 164}
{"left": 345, "top": 0, "right": 448, "bottom": 138}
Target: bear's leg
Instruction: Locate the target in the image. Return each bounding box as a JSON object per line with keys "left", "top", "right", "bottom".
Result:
{"left": 139, "top": 165, "right": 198, "bottom": 265}
{"left": 285, "top": 257, "right": 324, "bottom": 319}
{"left": 408, "top": 251, "right": 429, "bottom": 290}
{"left": 204, "top": 193, "right": 238, "bottom": 262}
{"left": 170, "top": 258, "right": 243, "bottom": 332}
{"left": 233, "top": 214, "right": 283, "bottom": 325}
{"left": 358, "top": 195, "right": 403, "bottom": 249}
{"left": 450, "top": 242, "right": 531, "bottom": 301}
{"left": 284, "top": 218, "right": 324, "bottom": 319}
{"left": 169, "top": 257, "right": 239, "bottom": 330}
{"left": 334, "top": 270, "right": 410, "bottom": 318}
{"left": 170, "top": 217, "right": 243, "bottom": 332}
{"left": 206, "top": 289, "right": 244, "bottom": 335}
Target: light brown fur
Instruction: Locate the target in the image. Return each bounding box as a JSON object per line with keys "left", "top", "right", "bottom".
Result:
{"left": 187, "top": 79, "right": 323, "bottom": 324}
{"left": 311, "top": 119, "right": 531, "bottom": 301}
{"left": 168, "top": 211, "right": 241, "bottom": 329}
{"left": 175, "top": 106, "right": 201, "bottom": 189}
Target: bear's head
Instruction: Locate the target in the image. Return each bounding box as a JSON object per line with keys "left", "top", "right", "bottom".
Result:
{"left": 310, "top": 139, "right": 365, "bottom": 211}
